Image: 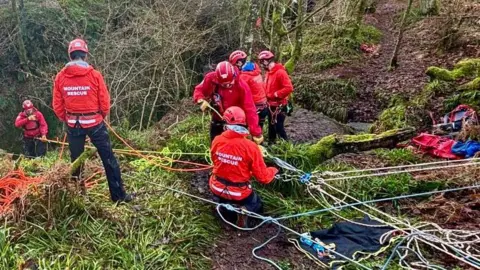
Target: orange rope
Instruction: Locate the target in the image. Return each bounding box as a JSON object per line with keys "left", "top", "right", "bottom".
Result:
{"left": 59, "top": 133, "right": 67, "bottom": 160}
{"left": 0, "top": 170, "right": 44, "bottom": 214}
{"left": 104, "top": 122, "right": 212, "bottom": 172}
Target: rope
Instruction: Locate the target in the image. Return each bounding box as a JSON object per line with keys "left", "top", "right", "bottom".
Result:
{"left": 145, "top": 179, "right": 373, "bottom": 270}
{"left": 59, "top": 133, "right": 67, "bottom": 160}
{"left": 315, "top": 157, "right": 480, "bottom": 176}
{"left": 320, "top": 182, "right": 480, "bottom": 269}
{"left": 42, "top": 124, "right": 213, "bottom": 172}
{"left": 319, "top": 161, "right": 480, "bottom": 182}
{"left": 276, "top": 183, "right": 480, "bottom": 221}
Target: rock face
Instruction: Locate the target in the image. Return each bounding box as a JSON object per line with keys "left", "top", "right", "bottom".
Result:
{"left": 284, "top": 108, "right": 353, "bottom": 144}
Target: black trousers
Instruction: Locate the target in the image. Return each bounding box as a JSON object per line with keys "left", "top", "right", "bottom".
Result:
{"left": 23, "top": 137, "right": 46, "bottom": 158}
{"left": 215, "top": 191, "right": 264, "bottom": 223}
{"left": 210, "top": 120, "right": 225, "bottom": 143}
{"left": 268, "top": 106, "right": 288, "bottom": 143}
{"left": 67, "top": 122, "right": 127, "bottom": 202}
{"left": 258, "top": 106, "right": 269, "bottom": 132}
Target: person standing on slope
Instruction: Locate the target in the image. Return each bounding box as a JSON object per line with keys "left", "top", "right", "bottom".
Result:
{"left": 258, "top": 50, "right": 293, "bottom": 143}
{"left": 14, "top": 100, "right": 48, "bottom": 158}
{"left": 52, "top": 38, "right": 133, "bottom": 203}
{"left": 229, "top": 50, "right": 268, "bottom": 130}
{"left": 210, "top": 106, "right": 278, "bottom": 227}
{"left": 193, "top": 61, "right": 263, "bottom": 144}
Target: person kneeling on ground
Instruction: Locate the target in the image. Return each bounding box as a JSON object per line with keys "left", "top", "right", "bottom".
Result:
{"left": 210, "top": 106, "right": 278, "bottom": 227}
{"left": 15, "top": 100, "right": 48, "bottom": 158}
{"left": 52, "top": 38, "right": 133, "bottom": 203}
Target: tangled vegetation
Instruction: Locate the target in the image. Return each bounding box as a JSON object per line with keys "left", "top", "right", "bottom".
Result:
{"left": 0, "top": 113, "right": 467, "bottom": 268}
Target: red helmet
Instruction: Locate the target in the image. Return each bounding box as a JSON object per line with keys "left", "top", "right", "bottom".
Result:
{"left": 68, "top": 38, "right": 89, "bottom": 54}
{"left": 223, "top": 106, "right": 246, "bottom": 125}
{"left": 258, "top": 50, "right": 274, "bottom": 60}
{"left": 229, "top": 50, "right": 247, "bottom": 65}
{"left": 22, "top": 100, "right": 34, "bottom": 110}
{"left": 215, "top": 61, "right": 236, "bottom": 86}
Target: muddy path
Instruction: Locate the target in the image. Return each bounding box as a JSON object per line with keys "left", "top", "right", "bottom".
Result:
{"left": 328, "top": 0, "right": 480, "bottom": 122}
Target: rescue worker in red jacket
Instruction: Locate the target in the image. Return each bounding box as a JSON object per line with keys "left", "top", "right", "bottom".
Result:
{"left": 52, "top": 38, "right": 132, "bottom": 203}
{"left": 193, "top": 61, "right": 263, "bottom": 144}
{"left": 229, "top": 50, "right": 268, "bottom": 130}
{"left": 210, "top": 106, "right": 278, "bottom": 227}
{"left": 14, "top": 100, "right": 48, "bottom": 158}
{"left": 258, "top": 50, "right": 294, "bottom": 143}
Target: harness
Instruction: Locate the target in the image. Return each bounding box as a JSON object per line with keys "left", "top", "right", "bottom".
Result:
{"left": 67, "top": 111, "right": 100, "bottom": 129}
{"left": 269, "top": 105, "right": 285, "bottom": 124}
{"left": 255, "top": 103, "right": 268, "bottom": 113}
{"left": 24, "top": 120, "right": 40, "bottom": 131}
{"left": 210, "top": 84, "right": 225, "bottom": 116}
{"left": 215, "top": 176, "right": 250, "bottom": 188}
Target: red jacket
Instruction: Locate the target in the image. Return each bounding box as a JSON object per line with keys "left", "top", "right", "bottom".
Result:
{"left": 193, "top": 72, "right": 262, "bottom": 136}
{"left": 265, "top": 63, "right": 293, "bottom": 106}
{"left": 52, "top": 62, "right": 110, "bottom": 128}
{"left": 239, "top": 64, "right": 267, "bottom": 105}
{"left": 15, "top": 109, "right": 48, "bottom": 138}
{"left": 209, "top": 130, "right": 278, "bottom": 201}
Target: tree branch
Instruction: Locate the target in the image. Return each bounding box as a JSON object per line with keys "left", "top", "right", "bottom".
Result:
{"left": 286, "top": 0, "right": 334, "bottom": 34}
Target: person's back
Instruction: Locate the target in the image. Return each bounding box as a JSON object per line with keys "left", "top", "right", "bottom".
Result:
{"left": 52, "top": 38, "right": 131, "bottom": 203}
{"left": 53, "top": 61, "right": 109, "bottom": 129}
{"left": 209, "top": 106, "right": 277, "bottom": 227}
{"left": 239, "top": 62, "right": 267, "bottom": 106}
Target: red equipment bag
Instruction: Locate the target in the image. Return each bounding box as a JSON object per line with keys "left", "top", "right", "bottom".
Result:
{"left": 411, "top": 133, "right": 461, "bottom": 159}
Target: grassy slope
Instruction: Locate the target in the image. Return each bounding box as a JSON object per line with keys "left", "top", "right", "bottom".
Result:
{"left": 0, "top": 114, "right": 457, "bottom": 269}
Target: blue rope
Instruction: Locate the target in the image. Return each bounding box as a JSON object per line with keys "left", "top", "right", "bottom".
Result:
{"left": 381, "top": 237, "right": 408, "bottom": 270}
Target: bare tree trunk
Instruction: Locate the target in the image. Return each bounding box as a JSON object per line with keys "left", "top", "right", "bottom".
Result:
{"left": 285, "top": 0, "right": 305, "bottom": 74}
{"left": 420, "top": 0, "right": 438, "bottom": 15}
{"left": 389, "top": 0, "right": 413, "bottom": 69}
{"left": 11, "top": 0, "right": 29, "bottom": 77}
{"left": 352, "top": 0, "right": 367, "bottom": 38}
{"left": 243, "top": 0, "right": 261, "bottom": 54}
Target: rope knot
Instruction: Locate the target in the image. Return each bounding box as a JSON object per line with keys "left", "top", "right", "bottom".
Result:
{"left": 300, "top": 173, "right": 312, "bottom": 184}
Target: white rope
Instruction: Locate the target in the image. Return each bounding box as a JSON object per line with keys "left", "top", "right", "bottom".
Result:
{"left": 315, "top": 157, "right": 480, "bottom": 176}
{"left": 319, "top": 182, "right": 480, "bottom": 269}
{"left": 321, "top": 161, "right": 480, "bottom": 182}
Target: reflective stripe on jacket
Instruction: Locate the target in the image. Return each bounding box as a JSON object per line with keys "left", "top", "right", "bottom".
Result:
{"left": 209, "top": 130, "right": 278, "bottom": 200}
{"left": 53, "top": 62, "right": 110, "bottom": 128}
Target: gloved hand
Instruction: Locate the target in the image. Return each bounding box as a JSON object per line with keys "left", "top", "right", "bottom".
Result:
{"left": 197, "top": 99, "right": 209, "bottom": 112}
{"left": 40, "top": 135, "right": 47, "bottom": 141}
{"left": 258, "top": 145, "right": 268, "bottom": 157}
{"left": 28, "top": 115, "right": 37, "bottom": 121}
{"left": 253, "top": 135, "right": 264, "bottom": 145}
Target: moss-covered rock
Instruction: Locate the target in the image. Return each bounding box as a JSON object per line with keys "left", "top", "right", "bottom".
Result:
{"left": 459, "top": 77, "right": 480, "bottom": 91}
{"left": 426, "top": 66, "right": 456, "bottom": 81}
{"left": 426, "top": 59, "right": 480, "bottom": 86}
